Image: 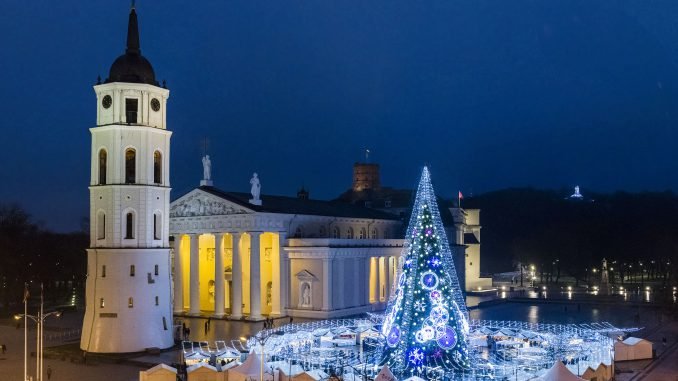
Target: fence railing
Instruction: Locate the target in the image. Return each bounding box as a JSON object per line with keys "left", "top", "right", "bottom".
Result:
{"left": 44, "top": 328, "right": 82, "bottom": 343}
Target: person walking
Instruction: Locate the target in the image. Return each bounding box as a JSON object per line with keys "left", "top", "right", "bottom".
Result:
{"left": 47, "top": 365, "right": 52, "bottom": 380}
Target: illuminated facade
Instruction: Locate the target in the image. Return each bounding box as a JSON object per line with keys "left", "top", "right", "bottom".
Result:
{"left": 169, "top": 187, "right": 403, "bottom": 319}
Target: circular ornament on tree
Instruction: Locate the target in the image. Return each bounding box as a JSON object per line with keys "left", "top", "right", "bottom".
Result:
{"left": 430, "top": 290, "right": 442, "bottom": 302}
{"left": 437, "top": 326, "right": 458, "bottom": 350}
{"left": 421, "top": 325, "right": 435, "bottom": 341}
{"left": 430, "top": 306, "right": 450, "bottom": 324}
{"left": 420, "top": 271, "right": 439, "bottom": 290}
{"left": 386, "top": 325, "right": 401, "bottom": 347}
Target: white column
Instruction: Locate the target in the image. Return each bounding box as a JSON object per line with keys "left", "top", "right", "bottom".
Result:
{"left": 322, "top": 257, "right": 333, "bottom": 311}
{"left": 230, "top": 232, "right": 243, "bottom": 319}
{"left": 386, "top": 256, "right": 394, "bottom": 301}
{"left": 189, "top": 234, "right": 200, "bottom": 315}
{"left": 280, "top": 233, "right": 289, "bottom": 312}
{"left": 249, "top": 232, "right": 263, "bottom": 320}
{"left": 352, "top": 258, "right": 360, "bottom": 307}
{"left": 172, "top": 236, "right": 184, "bottom": 313}
{"left": 214, "top": 233, "right": 225, "bottom": 318}
{"left": 271, "top": 233, "right": 283, "bottom": 316}
{"left": 363, "top": 257, "right": 370, "bottom": 306}
{"left": 337, "top": 259, "right": 345, "bottom": 309}
{"left": 376, "top": 257, "right": 381, "bottom": 303}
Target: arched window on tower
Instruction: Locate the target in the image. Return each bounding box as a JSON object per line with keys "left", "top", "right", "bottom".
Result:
{"left": 125, "top": 149, "right": 136, "bottom": 184}
{"left": 346, "top": 227, "right": 354, "bottom": 239}
{"left": 153, "top": 151, "right": 162, "bottom": 184}
{"left": 96, "top": 211, "right": 106, "bottom": 240}
{"left": 319, "top": 225, "right": 326, "bottom": 238}
{"left": 371, "top": 228, "right": 378, "bottom": 239}
{"left": 332, "top": 226, "right": 340, "bottom": 239}
{"left": 98, "top": 149, "right": 107, "bottom": 185}
{"left": 359, "top": 228, "right": 367, "bottom": 239}
{"left": 125, "top": 212, "right": 135, "bottom": 239}
{"left": 294, "top": 226, "right": 304, "bottom": 238}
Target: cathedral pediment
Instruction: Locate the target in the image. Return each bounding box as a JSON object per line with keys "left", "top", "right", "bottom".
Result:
{"left": 170, "top": 189, "right": 254, "bottom": 218}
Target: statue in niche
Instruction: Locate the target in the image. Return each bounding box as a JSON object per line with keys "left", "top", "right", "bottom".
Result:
{"left": 301, "top": 282, "right": 311, "bottom": 307}
{"left": 208, "top": 279, "right": 215, "bottom": 304}
{"left": 250, "top": 173, "right": 261, "bottom": 200}
{"left": 266, "top": 282, "right": 272, "bottom": 307}
{"left": 202, "top": 155, "right": 212, "bottom": 181}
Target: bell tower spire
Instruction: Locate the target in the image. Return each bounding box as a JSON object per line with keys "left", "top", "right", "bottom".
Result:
{"left": 126, "top": 1, "right": 140, "bottom": 54}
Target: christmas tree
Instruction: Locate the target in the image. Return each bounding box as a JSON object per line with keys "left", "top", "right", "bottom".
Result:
{"left": 381, "top": 166, "right": 471, "bottom": 374}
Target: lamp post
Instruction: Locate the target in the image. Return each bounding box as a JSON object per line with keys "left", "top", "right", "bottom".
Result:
{"left": 241, "top": 330, "right": 283, "bottom": 380}
{"left": 15, "top": 306, "right": 61, "bottom": 381}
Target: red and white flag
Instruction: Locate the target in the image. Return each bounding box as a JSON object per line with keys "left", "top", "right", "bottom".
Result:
{"left": 458, "top": 191, "right": 464, "bottom": 200}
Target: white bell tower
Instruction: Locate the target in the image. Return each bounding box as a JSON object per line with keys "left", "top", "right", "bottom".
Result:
{"left": 81, "top": 4, "right": 174, "bottom": 353}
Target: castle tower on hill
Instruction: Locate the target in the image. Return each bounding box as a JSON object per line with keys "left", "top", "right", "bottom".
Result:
{"left": 80, "top": 5, "right": 174, "bottom": 353}
{"left": 353, "top": 162, "right": 381, "bottom": 192}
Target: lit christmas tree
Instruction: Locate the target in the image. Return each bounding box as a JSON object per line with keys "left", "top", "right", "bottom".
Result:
{"left": 381, "top": 166, "right": 470, "bottom": 374}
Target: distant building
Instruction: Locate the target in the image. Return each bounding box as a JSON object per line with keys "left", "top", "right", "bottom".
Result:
{"left": 450, "top": 208, "right": 492, "bottom": 291}
{"left": 569, "top": 185, "right": 584, "bottom": 200}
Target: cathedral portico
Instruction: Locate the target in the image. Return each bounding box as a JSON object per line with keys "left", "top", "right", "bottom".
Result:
{"left": 168, "top": 186, "right": 403, "bottom": 320}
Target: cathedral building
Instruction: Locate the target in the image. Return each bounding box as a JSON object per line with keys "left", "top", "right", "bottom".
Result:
{"left": 169, "top": 184, "right": 403, "bottom": 320}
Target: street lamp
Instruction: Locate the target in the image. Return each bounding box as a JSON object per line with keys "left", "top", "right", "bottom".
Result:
{"left": 15, "top": 310, "right": 61, "bottom": 381}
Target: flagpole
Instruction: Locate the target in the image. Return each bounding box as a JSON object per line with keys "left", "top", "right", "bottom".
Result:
{"left": 24, "top": 283, "right": 27, "bottom": 381}
{"left": 40, "top": 283, "right": 44, "bottom": 381}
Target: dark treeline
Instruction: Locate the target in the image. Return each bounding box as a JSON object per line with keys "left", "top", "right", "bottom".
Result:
{"left": 0, "top": 204, "right": 87, "bottom": 311}
{"left": 463, "top": 188, "right": 678, "bottom": 286}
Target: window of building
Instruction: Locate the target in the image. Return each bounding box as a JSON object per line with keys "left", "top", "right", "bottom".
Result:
{"left": 99, "top": 298, "right": 105, "bottom": 308}
{"left": 319, "top": 226, "right": 326, "bottom": 237}
{"left": 384, "top": 200, "right": 392, "bottom": 208}
{"left": 130, "top": 265, "right": 135, "bottom": 277}
{"left": 371, "top": 228, "right": 378, "bottom": 239}
{"left": 125, "top": 149, "right": 136, "bottom": 184}
{"left": 346, "top": 227, "right": 354, "bottom": 239}
{"left": 101, "top": 265, "right": 106, "bottom": 278}
{"left": 125, "top": 98, "right": 138, "bottom": 124}
{"left": 294, "top": 226, "right": 303, "bottom": 238}
{"left": 154, "top": 264, "right": 159, "bottom": 276}
{"left": 125, "top": 212, "right": 135, "bottom": 239}
{"left": 332, "top": 226, "right": 340, "bottom": 239}
{"left": 98, "top": 149, "right": 107, "bottom": 185}
{"left": 128, "top": 297, "right": 134, "bottom": 308}
{"left": 153, "top": 151, "right": 162, "bottom": 184}
{"left": 359, "top": 228, "right": 367, "bottom": 239}
{"left": 155, "top": 296, "right": 159, "bottom": 306}
{"left": 162, "top": 316, "right": 168, "bottom": 330}
{"left": 97, "top": 211, "right": 106, "bottom": 240}
{"left": 153, "top": 213, "right": 161, "bottom": 240}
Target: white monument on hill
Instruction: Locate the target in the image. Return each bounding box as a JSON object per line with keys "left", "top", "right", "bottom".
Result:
{"left": 80, "top": 4, "right": 174, "bottom": 353}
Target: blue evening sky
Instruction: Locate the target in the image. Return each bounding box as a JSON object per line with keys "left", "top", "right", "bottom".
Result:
{"left": 1, "top": 1, "right": 678, "bottom": 231}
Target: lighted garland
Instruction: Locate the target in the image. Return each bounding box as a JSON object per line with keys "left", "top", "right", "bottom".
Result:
{"left": 381, "top": 167, "right": 471, "bottom": 373}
